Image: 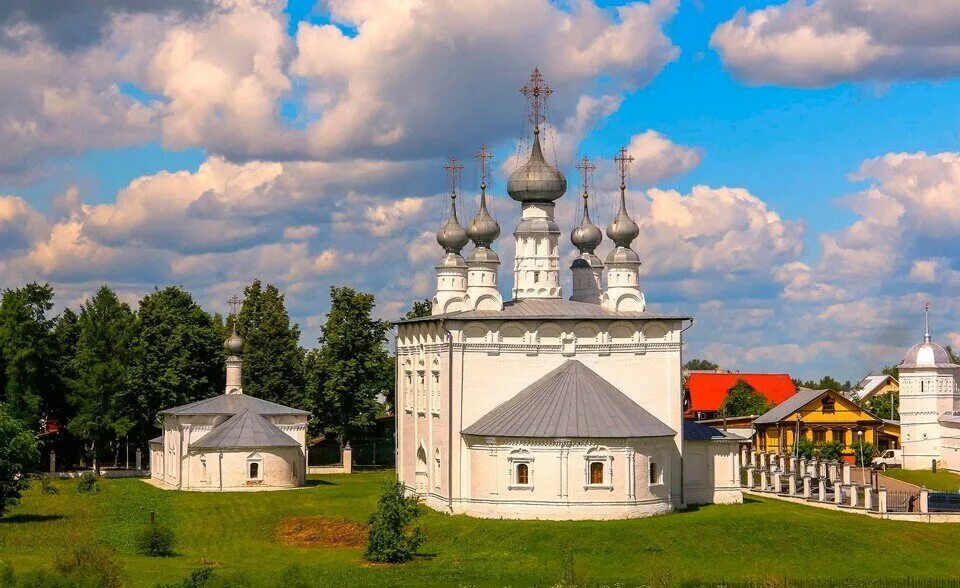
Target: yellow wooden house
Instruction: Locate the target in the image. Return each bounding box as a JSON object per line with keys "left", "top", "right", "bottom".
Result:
{"left": 752, "top": 388, "right": 900, "bottom": 461}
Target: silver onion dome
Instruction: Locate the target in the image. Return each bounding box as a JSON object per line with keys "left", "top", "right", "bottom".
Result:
{"left": 571, "top": 192, "right": 602, "bottom": 254}
{"left": 437, "top": 192, "right": 469, "bottom": 254}
{"left": 466, "top": 185, "right": 500, "bottom": 247}
{"left": 506, "top": 131, "right": 567, "bottom": 203}
{"left": 224, "top": 331, "right": 243, "bottom": 355}
{"left": 606, "top": 186, "right": 640, "bottom": 248}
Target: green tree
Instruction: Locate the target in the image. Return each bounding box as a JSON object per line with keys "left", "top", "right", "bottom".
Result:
{"left": 684, "top": 358, "right": 719, "bottom": 371}
{"left": 236, "top": 281, "right": 305, "bottom": 408}
{"left": 307, "top": 287, "right": 393, "bottom": 443}
{"left": 365, "top": 481, "right": 425, "bottom": 563}
{"left": 129, "top": 287, "right": 224, "bottom": 444}
{"left": 0, "top": 407, "right": 40, "bottom": 517}
{"left": 866, "top": 392, "right": 899, "bottom": 420}
{"left": 67, "top": 286, "right": 137, "bottom": 472}
{"left": 719, "top": 379, "right": 773, "bottom": 417}
{"left": 794, "top": 436, "right": 814, "bottom": 460}
{"left": 850, "top": 439, "right": 876, "bottom": 467}
{"left": 402, "top": 299, "right": 432, "bottom": 320}
{"left": 0, "top": 283, "right": 56, "bottom": 426}
{"left": 816, "top": 440, "right": 843, "bottom": 461}
{"left": 881, "top": 365, "right": 899, "bottom": 379}
{"left": 49, "top": 308, "right": 81, "bottom": 424}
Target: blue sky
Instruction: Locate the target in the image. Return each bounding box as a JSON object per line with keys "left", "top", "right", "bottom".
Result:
{"left": 1, "top": 0, "right": 960, "bottom": 380}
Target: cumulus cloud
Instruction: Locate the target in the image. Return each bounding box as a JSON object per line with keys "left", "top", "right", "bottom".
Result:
{"left": 292, "top": 0, "right": 679, "bottom": 160}
{"left": 711, "top": 0, "right": 960, "bottom": 87}
{"left": 0, "top": 195, "right": 48, "bottom": 253}
{"left": 625, "top": 130, "right": 703, "bottom": 186}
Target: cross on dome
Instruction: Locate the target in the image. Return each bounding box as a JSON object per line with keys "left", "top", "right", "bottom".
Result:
{"left": 444, "top": 156, "right": 463, "bottom": 197}
{"left": 474, "top": 145, "right": 493, "bottom": 191}
{"left": 614, "top": 146, "right": 634, "bottom": 191}
{"left": 520, "top": 67, "right": 552, "bottom": 132}
{"left": 576, "top": 155, "right": 596, "bottom": 199}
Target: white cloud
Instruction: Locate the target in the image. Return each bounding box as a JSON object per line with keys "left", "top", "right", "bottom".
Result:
{"left": 625, "top": 130, "right": 702, "bottom": 186}
{"left": 711, "top": 0, "right": 960, "bottom": 87}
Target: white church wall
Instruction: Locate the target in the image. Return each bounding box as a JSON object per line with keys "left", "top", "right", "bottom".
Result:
{"left": 683, "top": 441, "right": 743, "bottom": 506}
{"left": 899, "top": 367, "right": 958, "bottom": 470}
{"left": 181, "top": 448, "right": 300, "bottom": 491}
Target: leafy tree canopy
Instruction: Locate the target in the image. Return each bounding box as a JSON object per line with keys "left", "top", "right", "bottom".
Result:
{"left": 720, "top": 379, "right": 773, "bottom": 417}
{"left": 236, "top": 280, "right": 305, "bottom": 409}
{"left": 0, "top": 283, "right": 56, "bottom": 426}
{"left": 402, "top": 299, "right": 432, "bottom": 320}
{"left": 0, "top": 407, "right": 40, "bottom": 517}
{"left": 307, "top": 287, "right": 393, "bottom": 442}
{"left": 684, "top": 358, "right": 719, "bottom": 371}
{"left": 866, "top": 392, "right": 899, "bottom": 420}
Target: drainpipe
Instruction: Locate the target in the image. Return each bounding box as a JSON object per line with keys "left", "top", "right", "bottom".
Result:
{"left": 678, "top": 318, "right": 695, "bottom": 507}
{"left": 438, "top": 318, "right": 455, "bottom": 511}
{"left": 219, "top": 451, "right": 223, "bottom": 491}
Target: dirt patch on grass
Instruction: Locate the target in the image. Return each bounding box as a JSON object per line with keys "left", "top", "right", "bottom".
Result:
{"left": 275, "top": 516, "right": 368, "bottom": 549}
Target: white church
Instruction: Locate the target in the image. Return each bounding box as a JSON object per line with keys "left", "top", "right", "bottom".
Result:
{"left": 395, "top": 70, "right": 743, "bottom": 520}
{"left": 149, "top": 323, "right": 309, "bottom": 491}
{"left": 898, "top": 304, "right": 960, "bottom": 472}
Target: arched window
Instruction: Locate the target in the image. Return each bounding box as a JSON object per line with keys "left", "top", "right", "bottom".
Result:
{"left": 516, "top": 463, "right": 529, "bottom": 485}
{"left": 247, "top": 453, "right": 263, "bottom": 482}
{"left": 590, "top": 461, "right": 604, "bottom": 484}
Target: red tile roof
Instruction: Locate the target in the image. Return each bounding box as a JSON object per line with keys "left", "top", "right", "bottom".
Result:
{"left": 685, "top": 373, "right": 796, "bottom": 417}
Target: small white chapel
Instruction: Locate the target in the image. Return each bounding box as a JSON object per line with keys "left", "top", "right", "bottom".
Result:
{"left": 149, "top": 318, "right": 309, "bottom": 491}
{"left": 395, "top": 69, "right": 743, "bottom": 520}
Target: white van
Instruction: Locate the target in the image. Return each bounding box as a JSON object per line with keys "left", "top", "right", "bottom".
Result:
{"left": 872, "top": 449, "right": 902, "bottom": 470}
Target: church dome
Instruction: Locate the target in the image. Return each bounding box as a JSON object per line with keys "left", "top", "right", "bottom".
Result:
{"left": 224, "top": 332, "right": 243, "bottom": 355}
{"left": 466, "top": 190, "right": 500, "bottom": 247}
{"left": 571, "top": 194, "right": 602, "bottom": 254}
{"left": 507, "top": 132, "right": 566, "bottom": 203}
{"left": 605, "top": 246, "right": 640, "bottom": 264}
{"left": 606, "top": 203, "right": 640, "bottom": 248}
{"left": 437, "top": 195, "right": 469, "bottom": 253}
{"left": 901, "top": 341, "right": 953, "bottom": 368}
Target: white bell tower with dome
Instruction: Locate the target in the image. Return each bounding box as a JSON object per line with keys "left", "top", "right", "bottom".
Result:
{"left": 507, "top": 69, "right": 566, "bottom": 300}
{"left": 569, "top": 156, "right": 604, "bottom": 304}
{"left": 224, "top": 295, "right": 244, "bottom": 395}
{"left": 601, "top": 147, "right": 646, "bottom": 312}
{"left": 432, "top": 157, "right": 470, "bottom": 316}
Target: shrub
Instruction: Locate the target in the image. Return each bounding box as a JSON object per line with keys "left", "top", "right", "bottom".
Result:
{"left": 815, "top": 441, "right": 843, "bottom": 461}
{"left": 39, "top": 476, "right": 59, "bottom": 495}
{"left": 76, "top": 472, "right": 98, "bottom": 494}
{"left": 0, "top": 409, "right": 40, "bottom": 517}
{"left": 850, "top": 440, "right": 876, "bottom": 467}
{"left": 794, "top": 437, "right": 814, "bottom": 460}
{"left": 138, "top": 513, "right": 176, "bottom": 557}
{"left": 364, "top": 482, "right": 424, "bottom": 563}
{"left": 53, "top": 546, "right": 123, "bottom": 588}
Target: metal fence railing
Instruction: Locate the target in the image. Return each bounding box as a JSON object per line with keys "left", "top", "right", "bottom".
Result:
{"left": 928, "top": 491, "right": 960, "bottom": 513}
{"left": 887, "top": 489, "right": 920, "bottom": 513}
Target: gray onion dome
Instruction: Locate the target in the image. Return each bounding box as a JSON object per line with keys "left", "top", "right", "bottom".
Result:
{"left": 224, "top": 331, "right": 243, "bottom": 355}
{"left": 437, "top": 192, "right": 468, "bottom": 253}
{"left": 606, "top": 187, "right": 639, "bottom": 248}
{"left": 571, "top": 193, "right": 602, "bottom": 254}
{"left": 466, "top": 187, "right": 500, "bottom": 247}
{"left": 507, "top": 131, "right": 567, "bottom": 203}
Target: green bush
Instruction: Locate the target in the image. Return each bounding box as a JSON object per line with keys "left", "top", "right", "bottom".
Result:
{"left": 850, "top": 440, "right": 876, "bottom": 467}
{"left": 364, "top": 482, "right": 424, "bottom": 563}
{"left": 138, "top": 514, "right": 176, "bottom": 557}
{"left": 52, "top": 546, "right": 123, "bottom": 588}
{"left": 794, "top": 437, "right": 814, "bottom": 460}
{"left": 815, "top": 441, "right": 843, "bottom": 461}
{"left": 39, "top": 476, "right": 59, "bottom": 495}
{"left": 76, "top": 472, "right": 98, "bottom": 494}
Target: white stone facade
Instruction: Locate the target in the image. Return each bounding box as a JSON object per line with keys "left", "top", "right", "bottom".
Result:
{"left": 513, "top": 202, "right": 562, "bottom": 300}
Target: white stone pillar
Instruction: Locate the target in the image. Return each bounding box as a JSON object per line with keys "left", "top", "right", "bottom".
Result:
{"left": 745, "top": 467, "right": 755, "bottom": 489}
{"left": 790, "top": 457, "right": 798, "bottom": 474}
{"left": 788, "top": 475, "right": 797, "bottom": 496}
{"left": 760, "top": 470, "right": 768, "bottom": 491}
{"left": 849, "top": 485, "right": 858, "bottom": 508}
{"left": 842, "top": 463, "right": 852, "bottom": 485}
{"left": 49, "top": 450, "right": 56, "bottom": 473}
{"left": 803, "top": 476, "right": 811, "bottom": 499}
{"left": 878, "top": 488, "right": 888, "bottom": 513}
{"left": 864, "top": 487, "right": 873, "bottom": 510}
{"left": 920, "top": 487, "right": 929, "bottom": 514}
{"left": 799, "top": 458, "right": 807, "bottom": 475}
{"left": 835, "top": 485, "right": 844, "bottom": 505}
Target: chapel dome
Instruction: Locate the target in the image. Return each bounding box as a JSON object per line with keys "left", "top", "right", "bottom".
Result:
{"left": 571, "top": 197, "right": 602, "bottom": 254}
{"left": 506, "top": 133, "right": 566, "bottom": 203}
{"left": 437, "top": 197, "right": 469, "bottom": 254}
{"left": 466, "top": 192, "right": 500, "bottom": 246}
{"left": 606, "top": 206, "right": 640, "bottom": 248}
{"left": 224, "top": 332, "right": 243, "bottom": 355}
{"left": 901, "top": 341, "right": 954, "bottom": 368}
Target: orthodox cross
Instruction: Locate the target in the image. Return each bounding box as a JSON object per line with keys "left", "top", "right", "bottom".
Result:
{"left": 576, "top": 156, "right": 596, "bottom": 199}
{"left": 227, "top": 294, "right": 241, "bottom": 334}
{"left": 474, "top": 145, "right": 493, "bottom": 191}
{"left": 444, "top": 157, "right": 463, "bottom": 199}
{"left": 924, "top": 300, "right": 931, "bottom": 342}
{"left": 614, "top": 147, "right": 634, "bottom": 190}
{"left": 519, "top": 67, "right": 552, "bottom": 132}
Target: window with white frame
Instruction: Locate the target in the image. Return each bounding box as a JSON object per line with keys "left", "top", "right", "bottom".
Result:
{"left": 584, "top": 446, "right": 613, "bottom": 489}
{"left": 247, "top": 453, "right": 263, "bottom": 482}
{"left": 508, "top": 449, "right": 534, "bottom": 490}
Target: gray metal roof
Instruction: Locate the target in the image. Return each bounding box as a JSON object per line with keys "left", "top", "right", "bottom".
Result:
{"left": 753, "top": 388, "right": 822, "bottom": 424}
{"left": 159, "top": 393, "right": 309, "bottom": 417}
{"left": 398, "top": 298, "right": 689, "bottom": 324}
{"left": 148, "top": 436, "right": 162, "bottom": 445}
{"left": 191, "top": 409, "right": 300, "bottom": 450}
{"left": 900, "top": 341, "right": 956, "bottom": 369}
{"left": 462, "top": 360, "right": 675, "bottom": 438}
{"left": 683, "top": 420, "right": 745, "bottom": 441}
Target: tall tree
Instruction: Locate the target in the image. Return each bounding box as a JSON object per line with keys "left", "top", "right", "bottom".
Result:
{"left": 402, "top": 299, "right": 432, "bottom": 320}
{"left": 0, "top": 283, "right": 56, "bottom": 426}
{"left": 720, "top": 379, "right": 773, "bottom": 417}
{"left": 67, "top": 286, "right": 137, "bottom": 471}
{"left": 0, "top": 407, "right": 39, "bottom": 518}
{"left": 49, "top": 308, "right": 81, "bottom": 424}
{"left": 129, "top": 287, "right": 224, "bottom": 444}
{"left": 307, "top": 287, "right": 393, "bottom": 443}
{"left": 236, "top": 280, "right": 305, "bottom": 408}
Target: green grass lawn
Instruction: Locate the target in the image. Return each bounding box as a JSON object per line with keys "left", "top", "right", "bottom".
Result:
{"left": 4, "top": 472, "right": 960, "bottom": 587}
{"left": 882, "top": 468, "right": 960, "bottom": 492}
